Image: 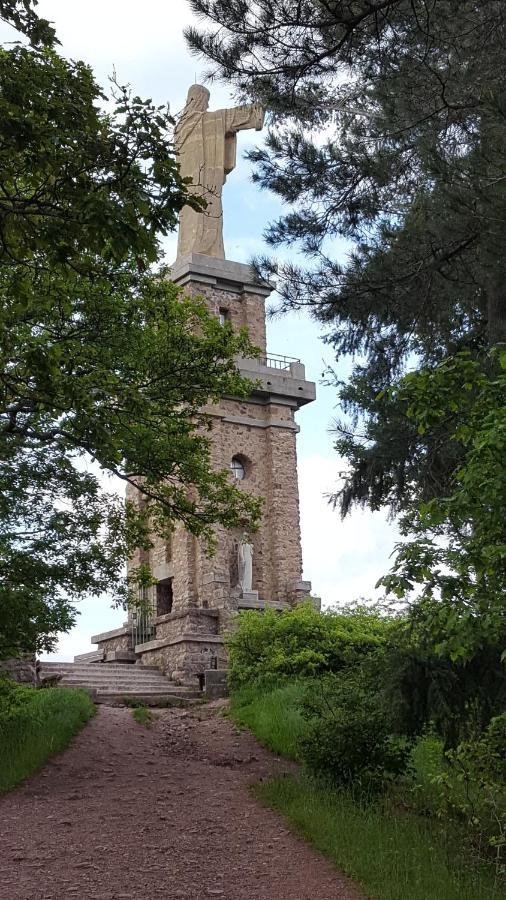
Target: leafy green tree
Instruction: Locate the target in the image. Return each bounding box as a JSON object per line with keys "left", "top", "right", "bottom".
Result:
{"left": 380, "top": 351, "right": 506, "bottom": 659}
{"left": 187, "top": 0, "right": 506, "bottom": 513}
{"left": 0, "top": 0, "right": 56, "bottom": 45}
{"left": 0, "top": 2, "right": 260, "bottom": 657}
{"left": 382, "top": 606, "right": 506, "bottom": 745}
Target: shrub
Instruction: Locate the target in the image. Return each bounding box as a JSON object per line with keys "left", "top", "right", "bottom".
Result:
{"left": 300, "top": 671, "right": 411, "bottom": 794}
{"left": 384, "top": 608, "right": 506, "bottom": 747}
{"left": 433, "top": 713, "right": 506, "bottom": 871}
{"left": 0, "top": 677, "right": 34, "bottom": 714}
{"left": 407, "top": 732, "right": 448, "bottom": 816}
{"left": 226, "top": 602, "right": 394, "bottom": 688}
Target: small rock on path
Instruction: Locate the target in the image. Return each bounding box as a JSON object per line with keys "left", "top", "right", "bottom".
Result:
{"left": 0, "top": 702, "right": 363, "bottom": 900}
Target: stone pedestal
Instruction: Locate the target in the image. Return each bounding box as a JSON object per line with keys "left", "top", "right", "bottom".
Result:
{"left": 91, "top": 254, "right": 317, "bottom": 683}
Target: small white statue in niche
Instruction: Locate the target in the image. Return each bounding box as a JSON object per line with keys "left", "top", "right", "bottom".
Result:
{"left": 238, "top": 533, "right": 254, "bottom": 593}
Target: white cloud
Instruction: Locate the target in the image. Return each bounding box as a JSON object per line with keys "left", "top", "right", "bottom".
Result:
{"left": 38, "top": 0, "right": 195, "bottom": 61}
{"left": 299, "top": 454, "right": 400, "bottom": 608}
{"left": 40, "top": 596, "right": 125, "bottom": 662}
{"left": 33, "top": 0, "right": 236, "bottom": 113}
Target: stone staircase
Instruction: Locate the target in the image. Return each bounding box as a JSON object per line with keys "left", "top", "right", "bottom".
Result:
{"left": 39, "top": 661, "right": 201, "bottom": 706}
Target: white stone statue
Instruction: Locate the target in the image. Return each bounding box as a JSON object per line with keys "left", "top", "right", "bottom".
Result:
{"left": 175, "top": 85, "right": 264, "bottom": 259}
{"left": 238, "top": 534, "right": 254, "bottom": 594}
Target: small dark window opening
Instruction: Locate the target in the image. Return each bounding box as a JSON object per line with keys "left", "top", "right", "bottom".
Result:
{"left": 219, "top": 308, "right": 230, "bottom": 326}
{"left": 156, "top": 578, "right": 173, "bottom": 616}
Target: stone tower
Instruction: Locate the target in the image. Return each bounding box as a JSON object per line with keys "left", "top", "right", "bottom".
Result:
{"left": 91, "top": 88, "right": 317, "bottom": 681}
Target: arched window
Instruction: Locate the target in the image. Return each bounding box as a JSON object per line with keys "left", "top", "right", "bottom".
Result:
{"left": 230, "top": 455, "right": 246, "bottom": 480}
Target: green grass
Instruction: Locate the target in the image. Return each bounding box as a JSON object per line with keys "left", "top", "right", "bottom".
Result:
{"left": 0, "top": 686, "right": 95, "bottom": 793}
{"left": 230, "top": 680, "right": 307, "bottom": 759}
{"left": 231, "top": 681, "right": 504, "bottom": 900}
{"left": 256, "top": 774, "right": 503, "bottom": 900}
{"left": 405, "top": 732, "right": 449, "bottom": 814}
{"left": 131, "top": 706, "right": 157, "bottom": 728}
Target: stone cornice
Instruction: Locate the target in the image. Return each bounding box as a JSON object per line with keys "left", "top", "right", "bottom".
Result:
{"left": 171, "top": 254, "right": 273, "bottom": 297}
{"left": 135, "top": 633, "right": 224, "bottom": 654}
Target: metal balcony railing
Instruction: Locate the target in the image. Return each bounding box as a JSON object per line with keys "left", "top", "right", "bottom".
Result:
{"left": 258, "top": 353, "right": 300, "bottom": 370}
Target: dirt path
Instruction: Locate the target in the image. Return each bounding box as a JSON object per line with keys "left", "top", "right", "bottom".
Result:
{"left": 0, "top": 703, "right": 362, "bottom": 900}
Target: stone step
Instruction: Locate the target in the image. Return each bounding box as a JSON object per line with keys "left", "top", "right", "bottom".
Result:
{"left": 91, "top": 691, "right": 201, "bottom": 707}
{"left": 42, "top": 671, "right": 178, "bottom": 684}
{"left": 54, "top": 670, "right": 170, "bottom": 680}
{"left": 41, "top": 661, "right": 160, "bottom": 670}
{"left": 93, "top": 686, "right": 197, "bottom": 695}
{"left": 59, "top": 680, "right": 182, "bottom": 690}
{"left": 59, "top": 679, "right": 178, "bottom": 692}
{"left": 77, "top": 686, "right": 197, "bottom": 696}
{"left": 38, "top": 661, "right": 202, "bottom": 706}
{"left": 73, "top": 650, "right": 104, "bottom": 663}
{"left": 40, "top": 664, "right": 162, "bottom": 675}
{"left": 57, "top": 673, "right": 173, "bottom": 682}
{"left": 57, "top": 674, "right": 175, "bottom": 684}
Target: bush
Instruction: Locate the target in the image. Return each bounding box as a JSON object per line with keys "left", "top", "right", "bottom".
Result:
{"left": 433, "top": 713, "right": 506, "bottom": 871}
{"left": 226, "top": 602, "right": 394, "bottom": 688}
{"left": 384, "top": 608, "right": 506, "bottom": 747}
{"left": 300, "top": 671, "right": 411, "bottom": 794}
{"left": 0, "top": 681, "right": 95, "bottom": 792}
{"left": 0, "top": 676, "right": 34, "bottom": 713}
{"left": 405, "top": 722, "right": 506, "bottom": 875}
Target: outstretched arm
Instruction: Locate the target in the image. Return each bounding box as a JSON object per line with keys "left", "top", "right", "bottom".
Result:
{"left": 225, "top": 103, "right": 264, "bottom": 133}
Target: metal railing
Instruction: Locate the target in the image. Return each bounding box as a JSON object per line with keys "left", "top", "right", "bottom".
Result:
{"left": 258, "top": 353, "right": 300, "bottom": 370}
{"left": 131, "top": 587, "right": 155, "bottom": 647}
{"left": 132, "top": 612, "right": 155, "bottom": 647}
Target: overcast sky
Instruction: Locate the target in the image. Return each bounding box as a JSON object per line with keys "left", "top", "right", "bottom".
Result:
{"left": 2, "top": 1, "right": 401, "bottom": 659}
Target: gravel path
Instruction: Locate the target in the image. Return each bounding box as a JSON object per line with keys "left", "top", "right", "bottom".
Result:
{"left": 0, "top": 702, "right": 363, "bottom": 900}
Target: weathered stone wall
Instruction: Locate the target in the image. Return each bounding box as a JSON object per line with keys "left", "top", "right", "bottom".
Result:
{"left": 205, "top": 669, "right": 228, "bottom": 699}
{"left": 171, "top": 525, "right": 198, "bottom": 612}
{"left": 265, "top": 422, "right": 304, "bottom": 603}
{"left": 182, "top": 278, "right": 267, "bottom": 353}
{"left": 154, "top": 609, "right": 219, "bottom": 639}
{"left": 193, "top": 395, "right": 304, "bottom": 608}
{"left": 0, "top": 656, "right": 35, "bottom": 684}
{"left": 137, "top": 636, "right": 225, "bottom": 683}
{"left": 151, "top": 530, "right": 171, "bottom": 574}
{"left": 126, "top": 394, "right": 304, "bottom": 620}
{"left": 94, "top": 629, "right": 132, "bottom": 654}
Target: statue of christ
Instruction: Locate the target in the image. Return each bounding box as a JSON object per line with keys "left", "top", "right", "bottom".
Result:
{"left": 175, "top": 84, "right": 264, "bottom": 259}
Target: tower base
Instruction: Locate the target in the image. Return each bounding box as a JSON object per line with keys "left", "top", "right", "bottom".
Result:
{"left": 90, "top": 586, "right": 320, "bottom": 686}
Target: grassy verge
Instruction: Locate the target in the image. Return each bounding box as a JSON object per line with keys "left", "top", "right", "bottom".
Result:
{"left": 230, "top": 680, "right": 307, "bottom": 760}
{"left": 230, "top": 681, "right": 503, "bottom": 900}
{"left": 0, "top": 685, "right": 95, "bottom": 793}
{"left": 256, "top": 774, "right": 502, "bottom": 900}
